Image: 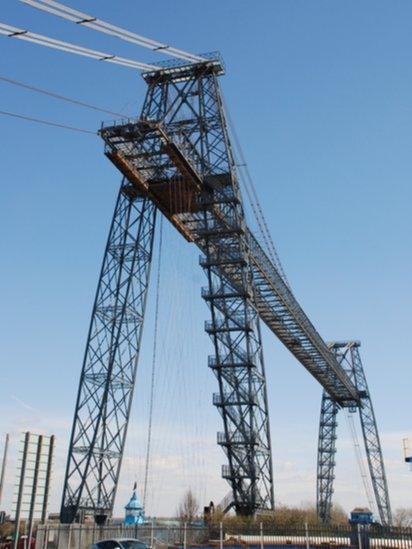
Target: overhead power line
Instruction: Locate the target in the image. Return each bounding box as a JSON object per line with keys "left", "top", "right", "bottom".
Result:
{"left": 0, "top": 109, "right": 96, "bottom": 134}
{"left": 0, "top": 75, "right": 125, "bottom": 117}
{"left": 0, "top": 22, "right": 157, "bottom": 71}
{"left": 21, "top": 0, "right": 207, "bottom": 64}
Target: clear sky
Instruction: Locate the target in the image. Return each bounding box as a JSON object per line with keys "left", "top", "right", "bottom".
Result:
{"left": 0, "top": 0, "right": 411, "bottom": 520}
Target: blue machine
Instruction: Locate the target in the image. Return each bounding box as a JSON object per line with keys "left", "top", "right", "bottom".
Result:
{"left": 349, "top": 508, "right": 374, "bottom": 525}
{"left": 349, "top": 508, "right": 374, "bottom": 549}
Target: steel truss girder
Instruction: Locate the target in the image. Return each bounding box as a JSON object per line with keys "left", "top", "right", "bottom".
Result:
{"left": 316, "top": 342, "right": 392, "bottom": 526}
{"left": 247, "top": 234, "right": 359, "bottom": 406}
{"left": 60, "top": 183, "right": 157, "bottom": 523}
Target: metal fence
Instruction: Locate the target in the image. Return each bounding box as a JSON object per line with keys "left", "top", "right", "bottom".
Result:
{"left": 34, "top": 523, "right": 412, "bottom": 549}
{"left": 215, "top": 524, "right": 412, "bottom": 549}
{"left": 35, "top": 524, "right": 208, "bottom": 549}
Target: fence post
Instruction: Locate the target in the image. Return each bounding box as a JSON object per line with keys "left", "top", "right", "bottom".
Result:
{"left": 183, "top": 523, "right": 187, "bottom": 549}
{"left": 56, "top": 524, "right": 61, "bottom": 549}
{"left": 78, "top": 525, "right": 82, "bottom": 549}
{"left": 219, "top": 522, "right": 223, "bottom": 549}
{"left": 42, "top": 525, "right": 48, "bottom": 549}
{"left": 260, "top": 522, "right": 263, "bottom": 549}
{"left": 305, "top": 522, "right": 309, "bottom": 549}
{"left": 357, "top": 524, "right": 362, "bottom": 549}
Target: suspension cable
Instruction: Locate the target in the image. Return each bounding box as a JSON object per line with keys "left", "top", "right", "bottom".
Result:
{"left": 21, "top": 0, "right": 207, "bottom": 64}
{"left": 0, "top": 75, "right": 125, "bottom": 117}
{"left": 222, "top": 93, "right": 289, "bottom": 286}
{"left": 0, "top": 109, "right": 96, "bottom": 134}
{"left": 143, "top": 216, "right": 163, "bottom": 507}
{"left": 345, "top": 411, "right": 376, "bottom": 513}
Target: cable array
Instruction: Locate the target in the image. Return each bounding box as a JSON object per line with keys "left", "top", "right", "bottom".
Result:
{"left": 0, "top": 22, "right": 157, "bottom": 71}
{"left": 21, "top": 0, "right": 206, "bottom": 64}
{"left": 143, "top": 217, "right": 163, "bottom": 507}
{"left": 138, "top": 226, "right": 217, "bottom": 515}
{"left": 222, "top": 94, "right": 290, "bottom": 286}
{"left": 345, "top": 411, "right": 376, "bottom": 513}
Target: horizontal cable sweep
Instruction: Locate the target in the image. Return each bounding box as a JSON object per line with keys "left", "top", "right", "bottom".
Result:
{"left": 0, "top": 22, "right": 157, "bottom": 70}
{"left": 21, "top": 0, "right": 207, "bottom": 63}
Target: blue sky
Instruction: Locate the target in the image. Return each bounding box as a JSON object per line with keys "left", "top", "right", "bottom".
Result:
{"left": 0, "top": 0, "right": 411, "bottom": 518}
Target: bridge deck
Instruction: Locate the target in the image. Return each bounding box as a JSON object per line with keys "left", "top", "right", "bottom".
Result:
{"left": 100, "top": 119, "right": 360, "bottom": 406}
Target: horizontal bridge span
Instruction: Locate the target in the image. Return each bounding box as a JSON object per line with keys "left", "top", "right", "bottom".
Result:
{"left": 246, "top": 231, "right": 359, "bottom": 405}
{"left": 99, "top": 119, "right": 360, "bottom": 407}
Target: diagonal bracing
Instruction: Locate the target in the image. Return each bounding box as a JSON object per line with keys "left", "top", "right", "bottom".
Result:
{"left": 60, "top": 183, "right": 156, "bottom": 523}
{"left": 316, "top": 342, "right": 392, "bottom": 526}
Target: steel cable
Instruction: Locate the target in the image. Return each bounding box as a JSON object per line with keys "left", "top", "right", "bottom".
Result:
{"left": 0, "top": 75, "right": 125, "bottom": 117}
{"left": 143, "top": 216, "right": 163, "bottom": 507}
{"left": 0, "top": 109, "right": 96, "bottom": 134}
{"left": 345, "top": 411, "right": 376, "bottom": 513}
{"left": 221, "top": 92, "right": 290, "bottom": 286}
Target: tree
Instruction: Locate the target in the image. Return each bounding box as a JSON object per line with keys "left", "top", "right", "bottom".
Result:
{"left": 0, "top": 522, "right": 15, "bottom": 541}
{"left": 210, "top": 501, "right": 348, "bottom": 531}
{"left": 393, "top": 508, "right": 412, "bottom": 528}
{"left": 330, "top": 503, "right": 348, "bottom": 525}
{"left": 177, "top": 489, "right": 199, "bottom": 523}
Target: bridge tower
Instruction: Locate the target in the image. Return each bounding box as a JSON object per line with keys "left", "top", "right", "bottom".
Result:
{"left": 0, "top": 0, "right": 393, "bottom": 528}
{"left": 60, "top": 54, "right": 391, "bottom": 525}
{"left": 317, "top": 342, "right": 392, "bottom": 526}
{"left": 60, "top": 54, "right": 273, "bottom": 522}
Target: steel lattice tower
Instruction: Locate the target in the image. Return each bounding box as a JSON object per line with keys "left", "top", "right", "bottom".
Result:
{"left": 317, "top": 342, "right": 392, "bottom": 526}
{"left": 61, "top": 55, "right": 273, "bottom": 521}
{"left": 61, "top": 54, "right": 392, "bottom": 523}
{"left": 60, "top": 187, "right": 157, "bottom": 523}
{"left": 317, "top": 391, "right": 339, "bottom": 524}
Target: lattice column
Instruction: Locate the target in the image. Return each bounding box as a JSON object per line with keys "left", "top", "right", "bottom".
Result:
{"left": 317, "top": 390, "right": 339, "bottom": 523}
{"left": 197, "top": 72, "right": 273, "bottom": 514}
{"left": 316, "top": 342, "right": 392, "bottom": 526}
{"left": 61, "top": 184, "right": 156, "bottom": 523}
{"left": 350, "top": 344, "right": 392, "bottom": 526}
